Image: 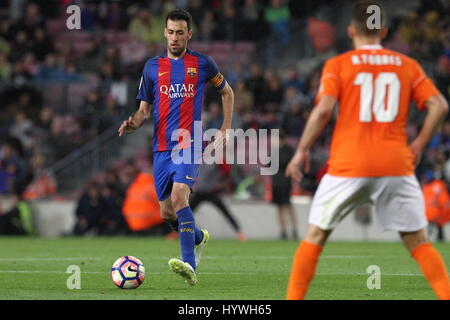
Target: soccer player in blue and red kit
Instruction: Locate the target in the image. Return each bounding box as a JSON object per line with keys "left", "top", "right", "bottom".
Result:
{"left": 118, "top": 9, "right": 234, "bottom": 286}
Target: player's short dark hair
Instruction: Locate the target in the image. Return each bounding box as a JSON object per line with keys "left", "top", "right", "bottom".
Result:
{"left": 351, "top": 0, "right": 386, "bottom": 36}
{"left": 166, "top": 9, "right": 193, "bottom": 30}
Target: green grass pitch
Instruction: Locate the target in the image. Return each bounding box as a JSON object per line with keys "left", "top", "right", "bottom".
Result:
{"left": 0, "top": 236, "right": 448, "bottom": 300}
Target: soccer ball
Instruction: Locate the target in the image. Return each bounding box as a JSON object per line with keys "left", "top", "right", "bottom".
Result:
{"left": 111, "top": 256, "right": 145, "bottom": 289}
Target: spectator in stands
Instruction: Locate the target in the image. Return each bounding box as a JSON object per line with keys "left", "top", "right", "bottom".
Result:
{"left": 435, "top": 55, "right": 450, "bottom": 102}
{"left": 100, "top": 183, "right": 129, "bottom": 235}
{"left": 35, "top": 53, "right": 65, "bottom": 81}
{"left": 78, "top": 90, "right": 103, "bottom": 137}
{"left": 0, "top": 53, "right": 11, "bottom": 80}
{"left": 10, "top": 59, "right": 32, "bottom": 84}
{"left": 284, "top": 67, "right": 305, "bottom": 93}
{"left": 46, "top": 116, "right": 75, "bottom": 161}
{"left": 79, "top": 35, "right": 103, "bottom": 73}
{"left": 240, "top": 0, "right": 265, "bottom": 41}
{"left": 281, "top": 86, "right": 308, "bottom": 113}
{"left": 260, "top": 111, "right": 280, "bottom": 130}
{"left": 198, "top": 10, "right": 216, "bottom": 42}
{"left": 205, "top": 102, "right": 223, "bottom": 130}
{"left": 31, "top": 27, "right": 55, "bottom": 62}
{"left": 80, "top": 3, "right": 97, "bottom": 31}
{"left": 72, "top": 182, "right": 108, "bottom": 235}
{"left": 129, "top": 9, "right": 164, "bottom": 44}
{"left": 0, "top": 194, "right": 34, "bottom": 235}
{"left": 119, "top": 34, "right": 148, "bottom": 67}
{"left": 245, "top": 63, "right": 265, "bottom": 108}
{"left": 398, "top": 11, "right": 421, "bottom": 45}
{"left": 306, "top": 15, "right": 336, "bottom": 54}
{"left": 233, "top": 79, "right": 253, "bottom": 115}
{"left": 9, "top": 31, "right": 31, "bottom": 63}
{"left": 0, "top": 141, "right": 28, "bottom": 195}
{"left": 18, "top": 2, "right": 44, "bottom": 38}
{"left": 0, "top": 18, "right": 15, "bottom": 42}
{"left": 99, "top": 95, "right": 122, "bottom": 132}
{"left": 261, "top": 74, "right": 284, "bottom": 107}
{"left": 264, "top": 0, "right": 291, "bottom": 44}
{"left": 9, "top": 110, "right": 34, "bottom": 150}
{"left": 281, "top": 102, "right": 304, "bottom": 137}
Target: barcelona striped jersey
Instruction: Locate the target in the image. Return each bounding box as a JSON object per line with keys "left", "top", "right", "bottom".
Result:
{"left": 136, "top": 49, "right": 226, "bottom": 152}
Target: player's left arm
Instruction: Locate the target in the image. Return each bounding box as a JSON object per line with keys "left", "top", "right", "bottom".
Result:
{"left": 218, "top": 82, "right": 234, "bottom": 131}
{"left": 410, "top": 94, "right": 449, "bottom": 163}
{"left": 285, "top": 94, "right": 336, "bottom": 182}
{"left": 206, "top": 54, "right": 234, "bottom": 146}
{"left": 409, "top": 60, "right": 449, "bottom": 164}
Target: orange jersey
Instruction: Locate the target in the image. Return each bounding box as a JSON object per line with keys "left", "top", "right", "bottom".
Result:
{"left": 317, "top": 45, "right": 440, "bottom": 177}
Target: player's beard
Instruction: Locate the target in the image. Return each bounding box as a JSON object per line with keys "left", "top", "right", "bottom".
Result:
{"left": 168, "top": 44, "right": 186, "bottom": 57}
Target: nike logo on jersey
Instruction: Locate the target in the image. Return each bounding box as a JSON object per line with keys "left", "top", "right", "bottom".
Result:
{"left": 185, "top": 176, "right": 194, "bottom": 180}
{"left": 158, "top": 72, "right": 169, "bottom": 77}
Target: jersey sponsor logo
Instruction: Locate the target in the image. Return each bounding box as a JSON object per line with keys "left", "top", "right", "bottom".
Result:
{"left": 159, "top": 83, "right": 195, "bottom": 98}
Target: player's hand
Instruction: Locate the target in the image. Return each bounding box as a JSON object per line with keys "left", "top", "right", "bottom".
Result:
{"left": 212, "top": 127, "right": 230, "bottom": 151}
{"left": 285, "top": 150, "right": 311, "bottom": 182}
{"left": 118, "top": 117, "right": 137, "bottom": 136}
{"left": 409, "top": 139, "right": 424, "bottom": 166}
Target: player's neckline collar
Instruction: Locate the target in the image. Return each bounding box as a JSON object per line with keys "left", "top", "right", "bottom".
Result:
{"left": 164, "top": 48, "right": 192, "bottom": 60}
{"left": 359, "top": 44, "right": 383, "bottom": 50}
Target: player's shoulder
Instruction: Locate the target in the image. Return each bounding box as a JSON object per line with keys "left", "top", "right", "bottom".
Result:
{"left": 143, "top": 55, "right": 165, "bottom": 68}
{"left": 321, "top": 51, "right": 352, "bottom": 70}
{"left": 186, "top": 49, "right": 215, "bottom": 65}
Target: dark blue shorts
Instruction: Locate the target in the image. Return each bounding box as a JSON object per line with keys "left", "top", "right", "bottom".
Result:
{"left": 153, "top": 147, "right": 202, "bottom": 201}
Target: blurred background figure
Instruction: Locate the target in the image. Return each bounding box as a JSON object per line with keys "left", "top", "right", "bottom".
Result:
{"left": 72, "top": 181, "right": 107, "bottom": 236}
{"left": 121, "top": 170, "right": 164, "bottom": 236}
{"left": 271, "top": 131, "right": 298, "bottom": 239}
{"left": 190, "top": 162, "right": 246, "bottom": 242}
{"left": 0, "top": 193, "right": 34, "bottom": 235}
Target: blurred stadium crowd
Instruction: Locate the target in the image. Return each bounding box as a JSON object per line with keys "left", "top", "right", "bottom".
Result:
{"left": 0, "top": 0, "right": 449, "bottom": 235}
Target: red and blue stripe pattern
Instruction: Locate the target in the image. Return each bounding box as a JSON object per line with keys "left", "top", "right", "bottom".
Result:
{"left": 136, "top": 49, "right": 226, "bottom": 152}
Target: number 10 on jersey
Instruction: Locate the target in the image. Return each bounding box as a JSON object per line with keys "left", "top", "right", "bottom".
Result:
{"left": 354, "top": 72, "right": 400, "bottom": 123}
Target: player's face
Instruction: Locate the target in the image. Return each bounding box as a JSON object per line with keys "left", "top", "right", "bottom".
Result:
{"left": 165, "top": 20, "right": 192, "bottom": 57}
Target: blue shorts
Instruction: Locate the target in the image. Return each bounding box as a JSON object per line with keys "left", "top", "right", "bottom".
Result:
{"left": 153, "top": 147, "right": 202, "bottom": 201}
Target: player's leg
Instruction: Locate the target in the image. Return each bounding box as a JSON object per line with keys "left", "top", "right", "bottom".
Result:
{"left": 400, "top": 228, "right": 450, "bottom": 300}
{"left": 171, "top": 182, "right": 204, "bottom": 268}
{"left": 159, "top": 196, "right": 178, "bottom": 231}
{"left": 374, "top": 176, "right": 450, "bottom": 300}
{"left": 286, "top": 224, "right": 332, "bottom": 300}
{"left": 167, "top": 182, "right": 200, "bottom": 285}
{"left": 286, "top": 174, "right": 369, "bottom": 300}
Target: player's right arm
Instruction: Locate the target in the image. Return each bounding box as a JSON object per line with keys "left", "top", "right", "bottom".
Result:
{"left": 118, "top": 101, "right": 152, "bottom": 136}
{"left": 118, "top": 60, "right": 154, "bottom": 136}
{"left": 285, "top": 58, "right": 338, "bottom": 182}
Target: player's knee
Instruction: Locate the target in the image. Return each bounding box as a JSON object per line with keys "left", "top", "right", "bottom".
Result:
{"left": 400, "top": 229, "right": 428, "bottom": 253}
{"left": 170, "top": 192, "right": 189, "bottom": 212}
{"left": 304, "top": 225, "right": 330, "bottom": 246}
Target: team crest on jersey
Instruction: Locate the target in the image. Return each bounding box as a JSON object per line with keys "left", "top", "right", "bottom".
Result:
{"left": 186, "top": 67, "right": 197, "bottom": 77}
